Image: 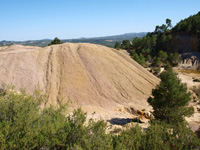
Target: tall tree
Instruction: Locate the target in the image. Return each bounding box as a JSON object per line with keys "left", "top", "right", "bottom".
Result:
{"left": 131, "top": 52, "right": 141, "bottom": 64}
{"left": 114, "top": 42, "right": 121, "bottom": 50}
{"left": 122, "top": 40, "right": 131, "bottom": 50}
{"left": 148, "top": 69, "right": 194, "bottom": 124}
{"left": 168, "top": 52, "right": 181, "bottom": 66}
{"left": 158, "top": 50, "right": 168, "bottom": 61}
{"left": 166, "top": 18, "right": 172, "bottom": 29}
{"left": 153, "top": 57, "right": 162, "bottom": 67}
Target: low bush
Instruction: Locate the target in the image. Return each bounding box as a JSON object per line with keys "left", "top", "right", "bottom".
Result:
{"left": 113, "top": 121, "right": 200, "bottom": 150}
{"left": 193, "top": 78, "right": 200, "bottom": 82}
{"left": 0, "top": 87, "right": 199, "bottom": 149}
{"left": 196, "top": 127, "right": 200, "bottom": 139}
{"left": 0, "top": 88, "right": 112, "bottom": 149}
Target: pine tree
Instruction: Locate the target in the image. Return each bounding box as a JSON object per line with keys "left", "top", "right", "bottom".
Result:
{"left": 148, "top": 69, "right": 194, "bottom": 124}
{"left": 122, "top": 40, "right": 131, "bottom": 50}
{"left": 48, "top": 37, "right": 63, "bottom": 46}
{"left": 153, "top": 57, "right": 162, "bottom": 67}
{"left": 114, "top": 42, "right": 121, "bottom": 50}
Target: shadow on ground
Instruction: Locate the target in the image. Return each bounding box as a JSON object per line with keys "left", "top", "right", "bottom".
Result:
{"left": 108, "top": 118, "right": 141, "bottom": 126}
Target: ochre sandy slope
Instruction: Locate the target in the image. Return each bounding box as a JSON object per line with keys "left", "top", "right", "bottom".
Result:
{"left": 0, "top": 43, "right": 159, "bottom": 117}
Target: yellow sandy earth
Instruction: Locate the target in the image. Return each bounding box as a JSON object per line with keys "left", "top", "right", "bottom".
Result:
{"left": 0, "top": 43, "right": 160, "bottom": 119}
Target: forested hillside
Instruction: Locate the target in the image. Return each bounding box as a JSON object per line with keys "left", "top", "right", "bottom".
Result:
{"left": 172, "top": 11, "right": 200, "bottom": 34}
{"left": 114, "top": 11, "right": 200, "bottom": 71}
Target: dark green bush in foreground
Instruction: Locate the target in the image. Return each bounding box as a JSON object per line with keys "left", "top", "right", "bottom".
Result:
{"left": 113, "top": 121, "right": 199, "bottom": 150}
{"left": 0, "top": 87, "right": 199, "bottom": 149}
{"left": 0, "top": 88, "right": 112, "bottom": 149}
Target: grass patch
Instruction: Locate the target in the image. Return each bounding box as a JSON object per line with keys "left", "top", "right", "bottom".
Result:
{"left": 176, "top": 69, "right": 200, "bottom": 75}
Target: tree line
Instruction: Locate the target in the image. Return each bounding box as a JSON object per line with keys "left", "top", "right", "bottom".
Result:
{"left": 114, "top": 18, "right": 182, "bottom": 70}
{"left": 172, "top": 11, "right": 200, "bottom": 34}
{"left": 115, "top": 11, "right": 200, "bottom": 68}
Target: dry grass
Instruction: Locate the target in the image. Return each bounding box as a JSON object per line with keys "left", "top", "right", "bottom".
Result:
{"left": 176, "top": 69, "right": 200, "bottom": 75}
{"left": 191, "top": 85, "right": 200, "bottom": 98}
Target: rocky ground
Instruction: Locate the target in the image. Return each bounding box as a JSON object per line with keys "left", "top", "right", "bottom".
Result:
{"left": 174, "top": 68, "right": 200, "bottom": 131}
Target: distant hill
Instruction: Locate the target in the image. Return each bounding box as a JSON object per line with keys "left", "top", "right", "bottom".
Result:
{"left": 89, "top": 32, "right": 147, "bottom": 40}
{"left": 0, "top": 39, "right": 51, "bottom": 47}
{"left": 0, "top": 32, "right": 147, "bottom": 47}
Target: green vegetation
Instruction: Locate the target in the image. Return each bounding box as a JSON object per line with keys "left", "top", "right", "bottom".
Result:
{"left": 113, "top": 12, "right": 200, "bottom": 68}
{"left": 0, "top": 86, "right": 199, "bottom": 149}
{"left": 2, "top": 11, "right": 200, "bottom": 149}
{"left": 114, "top": 41, "right": 121, "bottom": 49}
{"left": 113, "top": 120, "right": 199, "bottom": 150}
{"left": 152, "top": 67, "right": 161, "bottom": 75}
{"left": 148, "top": 69, "right": 194, "bottom": 124}
{"left": 172, "top": 11, "right": 200, "bottom": 34}
{"left": 48, "top": 37, "right": 63, "bottom": 46}
{"left": 193, "top": 78, "right": 200, "bottom": 82}
{"left": 158, "top": 50, "right": 168, "bottom": 61}
{"left": 121, "top": 40, "right": 131, "bottom": 50}
{"left": 153, "top": 57, "right": 162, "bottom": 67}
{"left": 131, "top": 52, "right": 145, "bottom": 66}
{"left": 114, "top": 18, "right": 182, "bottom": 68}
{"left": 0, "top": 87, "right": 112, "bottom": 149}
{"left": 196, "top": 127, "right": 200, "bottom": 139}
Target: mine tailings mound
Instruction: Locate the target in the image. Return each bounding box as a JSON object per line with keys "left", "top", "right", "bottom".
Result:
{"left": 0, "top": 43, "right": 159, "bottom": 118}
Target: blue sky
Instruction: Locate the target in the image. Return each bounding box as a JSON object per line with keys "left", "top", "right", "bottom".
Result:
{"left": 0, "top": 0, "right": 199, "bottom": 41}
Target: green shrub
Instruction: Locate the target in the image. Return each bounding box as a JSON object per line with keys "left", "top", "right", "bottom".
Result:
{"left": 48, "top": 37, "right": 63, "bottom": 46}
{"left": 84, "top": 119, "right": 113, "bottom": 149}
{"left": 113, "top": 124, "right": 143, "bottom": 150}
{"left": 112, "top": 121, "right": 200, "bottom": 150}
{"left": 114, "top": 42, "right": 121, "bottom": 50}
{"left": 0, "top": 88, "right": 112, "bottom": 149}
{"left": 143, "top": 121, "right": 200, "bottom": 150}
{"left": 196, "top": 127, "right": 200, "bottom": 139}
{"left": 171, "top": 122, "right": 200, "bottom": 149}
{"left": 153, "top": 67, "right": 161, "bottom": 74}
{"left": 131, "top": 52, "right": 145, "bottom": 66}
{"left": 153, "top": 57, "right": 162, "bottom": 67}
{"left": 0, "top": 87, "right": 199, "bottom": 149}
{"left": 193, "top": 78, "right": 200, "bottom": 82}
{"left": 193, "top": 99, "right": 197, "bottom": 102}
{"left": 143, "top": 121, "right": 171, "bottom": 150}
{"left": 0, "top": 88, "right": 46, "bottom": 149}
